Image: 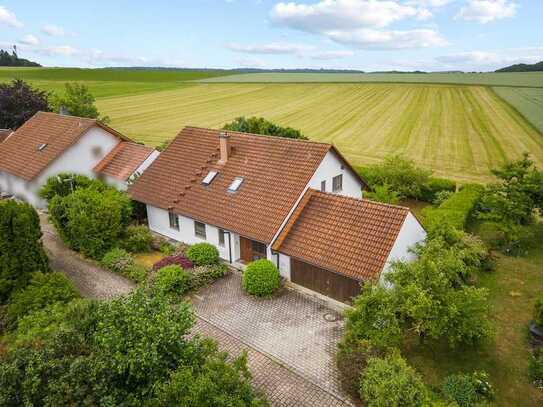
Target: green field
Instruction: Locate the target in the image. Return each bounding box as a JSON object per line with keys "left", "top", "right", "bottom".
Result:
{"left": 199, "top": 71, "right": 543, "bottom": 87}
{"left": 95, "top": 83, "right": 543, "bottom": 182}
{"left": 493, "top": 87, "right": 543, "bottom": 132}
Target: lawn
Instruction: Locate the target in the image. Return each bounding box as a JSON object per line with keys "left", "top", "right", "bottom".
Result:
{"left": 402, "top": 222, "right": 543, "bottom": 406}
{"left": 493, "top": 87, "right": 543, "bottom": 133}
{"left": 199, "top": 71, "right": 543, "bottom": 88}
{"left": 96, "top": 83, "right": 543, "bottom": 182}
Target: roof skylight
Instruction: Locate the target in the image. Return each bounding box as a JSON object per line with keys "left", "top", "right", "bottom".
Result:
{"left": 37, "top": 143, "right": 48, "bottom": 151}
{"left": 202, "top": 170, "right": 218, "bottom": 185}
{"left": 228, "top": 177, "right": 244, "bottom": 192}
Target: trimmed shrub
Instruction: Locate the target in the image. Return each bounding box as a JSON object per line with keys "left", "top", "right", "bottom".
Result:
{"left": 153, "top": 265, "right": 191, "bottom": 295}
{"left": 101, "top": 248, "right": 148, "bottom": 283}
{"left": 534, "top": 297, "right": 543, "bottom": 327}
{"left": 6, "top": 272, "right": 79, "bottom": 323}
{"left": 420, "top": 177, "right": 457, "bottom": 202}
{"left": 442, "top": 371, "right": 494, "bottom": 406}
{"left": 242, "top": 259, "right": 280, "bottom": 297}
{"left": 49, "top": 188, "right": 132, "bottom": 259}
{"left": 39, "top": 173, "right": 106, "bottom": 202}
{"left": 529, "top": 348, "right": 543, "bottom": 389}
{"left": 120, "top": 225, "right": 153, "bottom": 253}
{"left": 422, "top": 184, "right": 483, "bottom": 231}
{"left": 189, "top": 264, "right": 229, "bottom": 289}
{"left": 186, "top": 243, "right": 219, "bottom": 266}
{"left": 152, "top": 254, "right": 193, "bottom": 271}
{"left": 0, "top": 200, "right": 50, "bottom": 303}
{"left": 359, "top": 351, "right": 429, "bottom": 406}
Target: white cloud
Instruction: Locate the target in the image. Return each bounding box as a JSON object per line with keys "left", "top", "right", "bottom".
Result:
{"left": 227, "top": 42, "right": 314, "bottom": 55}
{"left": 235, "top": 57, "right": 266, "bottom": 68}
{"left": 270, "top": 1, "right": 446, "bottom": 49}
{"left": 19, "top": 34, "right": 40, "bottom": 46}
{"left": 38, "top": 45, "right": 79, "bottom": 57}
{"left": 41, "top": 24, "right": 65, "bottom": 36}
{"left": 271, "top": 0, "right": 425, "bottom": 31}
{"left": 0, "top": 6, "right": 23, "bottom": 28}
{"left": 326, "top": 28, "right": 447, "bottom": 49}
{"left": 407, "top": 0, "right": 455, "bottom": 7}
{"left": 457, "top": 0, "right": 517, "bottom": 24}
{"left": 435, "top": 47, "right": 543, "bottom": 69}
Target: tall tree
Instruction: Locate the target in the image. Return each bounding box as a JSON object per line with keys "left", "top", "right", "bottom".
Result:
{"left": 0, "top": 201, "right": 50, "bottom": 303}
{"left": 0, "top": 79, "right": 51, "bottom": 129}
{"left": 223, "top": 116, "right": 308, "bottom": 140}
{"left": 54, "top": 83, "right": 110, "bottom": 123}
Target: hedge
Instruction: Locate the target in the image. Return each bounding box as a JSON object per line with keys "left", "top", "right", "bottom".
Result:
{"left": 420, "top": 177, "right": 457, "bottom": 202}
{"left": 242, "top": 259, "right": 280, "bottom": 297}
{"left": 422, "top": 184, "right": 484, "bottom": 230}
{"left": 0, "top": 200, "right": 50, "bottom": 303}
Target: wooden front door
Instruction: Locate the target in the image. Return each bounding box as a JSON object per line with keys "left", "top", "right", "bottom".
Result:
{"left": 239, "top": 237, "right": 267, "bottom": 263}
{"left": 290, "top": 258, "right": 361, "bottom": 303}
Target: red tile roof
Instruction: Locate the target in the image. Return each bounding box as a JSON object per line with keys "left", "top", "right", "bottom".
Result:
{"left": 129, "top": 127, "right": 337, "bottom": 243}
{"left": 0, "top": 112, "right": 129, "bottom": 181}
{"left": 94, "top": 142, "right": 154, "bottom": 181}
{"left": 272, "top": 190, "right": 411, "bottom": 281}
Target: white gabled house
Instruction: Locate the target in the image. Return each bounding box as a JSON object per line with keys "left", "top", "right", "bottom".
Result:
{"left": 129, "top": 126, "right": 426, "bottom": 303}
{"left": 0, "top": 112, "right": 159, "bottom": 208}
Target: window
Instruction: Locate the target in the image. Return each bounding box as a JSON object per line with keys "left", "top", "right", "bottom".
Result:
{"left": 228, "top": 177, "right": 244, "bottom": 192}
{"left": 168, "top": 211, "right": 179, "bottom": 230}
{"left": 194, "top": 221, "right": 206, "bottom": 239}
{"left": 320, "top": 180, "right": 326, "bottom": 192}
{"left": 37, "top": 143, "right": 47, "bottom": 151}
{"left": 332, "top": 174, "right": 343, "bottom": 192}
{"left": 202, "top": 170, "right": 218, "bottom": 185}
{"left": 218, "top": 229, "right": 226, "bottom": 246}
{"left": 251, "top": 240, "right": 267, "bottom": 261}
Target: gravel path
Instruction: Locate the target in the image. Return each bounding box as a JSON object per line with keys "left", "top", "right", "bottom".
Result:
{"left": 39, "top": 213, "right": 135, "bottom": 299}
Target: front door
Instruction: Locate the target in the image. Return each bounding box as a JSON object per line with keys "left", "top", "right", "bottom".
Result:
{"left": 239, "top": 237, "right": 267, "bottom": 263}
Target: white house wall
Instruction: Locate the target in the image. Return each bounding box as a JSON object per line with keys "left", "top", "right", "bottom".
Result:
{"left": 379, "top": 213, "right": 427, "bottom": 285}
{"left": 146, "top": 205, "right": 235, "bottom": 262}
{"left": 308, "top": 150, "right": 363, "bottom": 198}
{"left": 0, "top": 126, "right": 120, "bottom": 209}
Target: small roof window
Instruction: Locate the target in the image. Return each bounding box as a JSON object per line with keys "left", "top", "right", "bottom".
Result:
{"left": 37, "top": 143, "right": 48, "bottom": 151}
{"left": 202, "top": 170, "right": 218, "bottom": 185}
{"left": 228, "top": 177, "right": 244, "bottom": 192}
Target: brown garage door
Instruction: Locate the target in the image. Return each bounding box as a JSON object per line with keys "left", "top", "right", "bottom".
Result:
{"left": 290, "top": 258, "right": 361, "bottom": 303}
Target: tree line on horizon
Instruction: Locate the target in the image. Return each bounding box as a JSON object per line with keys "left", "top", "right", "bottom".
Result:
{"left": 0, "top": 47, "right": 41, "bottom": 67}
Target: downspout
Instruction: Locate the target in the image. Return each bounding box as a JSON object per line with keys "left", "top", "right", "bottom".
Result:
{"left": 224, "top": 231, "right": 232, "bottom": 264}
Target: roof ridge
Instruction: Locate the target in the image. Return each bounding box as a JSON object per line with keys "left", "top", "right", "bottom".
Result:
{"left": 183, "top": 126, "right": 333, "bottom": 147}
{"left": 312, "top": 189, "right": 410, "bottom": 212}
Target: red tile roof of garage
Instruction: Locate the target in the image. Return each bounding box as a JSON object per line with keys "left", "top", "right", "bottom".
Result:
{"left": 94, "top": 141, "right": 155, "bottom": 181}
{"left": 272, "top": 190, "right": 411, "bottom": 281}
{"left": 129, "top": 126, "right": 366, "bottom": 243}
{"left": 0, "top": 112, "right": 129, "bottom": 181}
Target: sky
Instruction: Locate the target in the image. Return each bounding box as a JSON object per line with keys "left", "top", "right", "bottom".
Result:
{"left": 0, "top": 0, "right": 542, "bottom": 72}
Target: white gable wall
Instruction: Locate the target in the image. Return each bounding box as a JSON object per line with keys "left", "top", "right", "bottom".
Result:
{"left": 0, "top": 126, "right": 120, "bottom": 209}
{"left": 379, "top": 212, "right": 427, "bottom": 286}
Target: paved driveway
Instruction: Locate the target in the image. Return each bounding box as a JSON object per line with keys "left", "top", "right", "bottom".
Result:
{"left": 190, "top": 272, "right": 351, "bottom": 404}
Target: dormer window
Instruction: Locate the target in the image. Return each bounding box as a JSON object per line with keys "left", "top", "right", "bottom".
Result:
{"left": 202, "top": 170, "right": 218, "bottom": 185}
{"left": 228, "top": 177, "right": 244, "bottom": 192}
{"left": 37, "top": 143, "right": 48, "bottom": 151}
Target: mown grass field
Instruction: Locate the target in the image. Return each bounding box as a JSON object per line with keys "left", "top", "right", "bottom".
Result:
{"left": 96, "top": 83, "right": 543, "bottom": 182}
{"left": 493, "top": 87, "right": 543, "bottom": 133}
{"left": 199, "top": 71, "right": 543, "bottom": 87}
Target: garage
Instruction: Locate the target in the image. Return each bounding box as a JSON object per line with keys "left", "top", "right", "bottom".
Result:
{"left": 290, "top": 257, "right": 361, "bottom": 303}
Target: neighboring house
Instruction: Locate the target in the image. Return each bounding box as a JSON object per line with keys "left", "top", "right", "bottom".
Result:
{"left": 0, "top": 111, "right": 159, "bottom": 208}
{"left": 129, "top": 126, "right": 426, "bottom": 303}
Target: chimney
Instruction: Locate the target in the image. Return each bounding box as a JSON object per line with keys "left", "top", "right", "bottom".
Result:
{"left": 218, "top": 131, "right": 230, "bottom": 164}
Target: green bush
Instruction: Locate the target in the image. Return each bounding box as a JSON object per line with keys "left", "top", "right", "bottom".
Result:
{"left": 0, "top": 200, "right": 50, "bottom": 303}
{"left": 364, "top": 184, "right": 400, "bottom": 205}
{"left": 189, "top": 264, "right": 229, "bottom": 289}
{"left": 101, "top": 248, "right": 147, "bottom": 283}
{"left": 534, "top": 297, "right": 543, "bottom": 327}
{"left": 120, "top": 225, "right": 153, "bottom": 253}
{"left": 153, "top": 265, "right": 191, "bottom": 295}
{"left": 422, "top": 184, "right": 483, "bottom": 231}
{"left": 420, "top": 177, "right": 457, "bottom": 202}
{"left": 39, "top": 173, "right": 106, "bottom": 202}
{"left": 442, "top": 371, "right": 494, "bottom": 406}
{"left": 6, "top": 272, "right": 79, "bottom": 323}
{"left": 242, "top": 259, "right": 280, "bottom": 297}
{"left": 359, "top": 351, "right": 429, "bottom": 407}
{"left": 49, "top": 188, "right": 132, "bottom": 259}
{"left": 337, "top": 339, "right": 382, "bottom": 397}
{"left": 124, "top": 263, "right": 148, "bottom": 283}
{"left": 186, "top": 242, "right": 219, "bottom": 266}
{"left": 529, "top": 348, "right": 543, "bottom": 389}
{"left": 159, "top": 241, "right": 176, "bottom": 255}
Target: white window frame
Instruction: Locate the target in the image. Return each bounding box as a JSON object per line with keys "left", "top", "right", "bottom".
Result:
{"left": 202, "top": 170, "right": 218, "bottom": 185}
{"left": 332, "top": 174, "right": 343, "bottom": 192}
{"left": 168, "top": 211, "right": 179, "bottom": 230}
{"left": 194, "top": 221, "right": 207, "bottom": 239}
{"left": 228, "top": 177, "right": 244, "bottom": 192}
{"left": 321, "top": 180, "right": 326, "bottom": 192}
{"left": 218, "top": 228, "right": 226, "bottom": 247}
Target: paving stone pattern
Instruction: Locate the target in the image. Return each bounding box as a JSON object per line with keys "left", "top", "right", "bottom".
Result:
{"left": 190, "top": 272, "right": 351, "bottom": 404}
